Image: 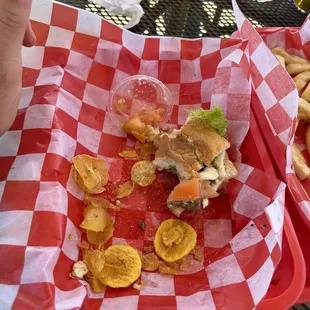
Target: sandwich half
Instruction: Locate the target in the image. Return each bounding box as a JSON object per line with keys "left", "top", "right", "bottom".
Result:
{"left": 152, "top": 107, "right": 237, "bottom": 216}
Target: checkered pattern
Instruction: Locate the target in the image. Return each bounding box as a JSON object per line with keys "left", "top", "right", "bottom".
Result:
{"left": 232, "top": 0, "right": 310, "bottom": 226}
{"left": 0, "top": 0, "right": 287, "bottom": 309}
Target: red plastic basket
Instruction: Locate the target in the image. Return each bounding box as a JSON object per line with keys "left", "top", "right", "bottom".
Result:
{"left": 251, "top": 26, "right": 310, "bottom": 304}
{"left": 241, "top": 105, "right": 306, "bottom": 309}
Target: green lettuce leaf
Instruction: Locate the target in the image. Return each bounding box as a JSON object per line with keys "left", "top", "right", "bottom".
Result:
{"left": 189, "top": 106, "right": 227, "bottom": 137}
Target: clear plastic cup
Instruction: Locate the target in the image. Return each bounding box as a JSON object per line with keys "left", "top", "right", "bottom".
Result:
{"left": 107, "top": 75, "right": 173, "bottom": 126}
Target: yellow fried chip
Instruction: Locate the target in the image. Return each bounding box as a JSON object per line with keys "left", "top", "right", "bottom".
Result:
{"left": 73, "top": 155, "right": 101, "bottom": 189}
{"left": 92, "top": 158, "right": 109, "bottom": 186}
{"left": 98, "top": 244, "right": 141, "bottom": 288}
{"left": 132, "top": 131, "right": 148, "bottom": 143}
{"left": 141, "top": 253, "right": 159, "bottom": 271}
{"left": 83, "top": 249, "right": 105, "bottom": 276}
{"left": 73, "top": 168, "right": 102, "bottom": 194}
{"left": 140, "top": 143, "right": 157, "bottom": 157}
{"left": 72, "top": 155, "right": 108, "bottom": 194}
{"left": 84, "top": 194, "right": 120, "bottom": 211}
{"left": 118, "top": 150, "right": 138, "bottom": 158}
{"left": 131, "top": 160, "right": 156, "bottom": 187}
{"left": 117, "top": 181, "right": 135, "bottom": 199}
{"left": 122, "top": 109, "right": 163, "bottom": 143}
{"left": 158, "top": 261, "right": 179, "bottom": 275}
{"left": 80, "top": 205, "right": 108, "bottom": 232}
{"left": 135, "top": 141, "right": 143, "bottom": 150}
{"left": 154, "top": 219, "right": 197, "bottom": 262}
{"left": 85, "top": 273, "right": 106, "bottom": 293}
{"left": 78, "top": 242, "right": 90, "bottom": 249}
{"left": 91, "top": 277, "right": 106, "bottom": 293}
{"left": 97, "top": 241, "right": 106, "bottom": 252}
{"left": 86, "top": 219, "right": 114, "bottom": 246}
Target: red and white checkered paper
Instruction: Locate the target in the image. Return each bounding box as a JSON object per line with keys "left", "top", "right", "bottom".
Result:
{"left": 0, "top": 0, "right": 289, "bottom": 309}
{"left": 232, "top": 1, "right": 310, "bottom": 225}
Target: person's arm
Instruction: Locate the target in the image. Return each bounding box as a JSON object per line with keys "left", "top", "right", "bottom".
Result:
{"left": 0, "top": 0, "right": 36, "bottom": 136}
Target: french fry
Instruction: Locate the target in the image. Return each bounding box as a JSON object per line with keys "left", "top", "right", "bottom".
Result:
{"left": 275, "top": 54, "right": 285, "bottom": 68}
{"left": 298, "top": 97, "right": 310, "bottom": 122}
{"left": 302, "top": 83, "right": 310, "bottom": 102}
{"left": 273, "top": 48, "right": 310, "bottom": 180}
{"left": 293, "top": 71, "right": 310, "bottom": 83}
{"left": 272, "top": 47, "right": 308, "bottom": 64}
{"left": 292, "top": 144, "right": 310, "bottom": 180}
{"left": 295, "top": 79, "right": 307, "bottom": 91}
{"left": 295, "top": 119, "right": 300, "bottom": 133}
{"left": 287, "top": 63, "right": 310, "bottom": 75}
{"left": 291, "top": 54, "right": 309, "bottom": 64}
{"left": 306, "top": 125, "right": 310, "bottom": 156}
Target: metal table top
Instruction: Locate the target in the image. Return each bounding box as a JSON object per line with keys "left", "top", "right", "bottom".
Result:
{"left": 58, "top": 0, "right": 307, "bottom": 38}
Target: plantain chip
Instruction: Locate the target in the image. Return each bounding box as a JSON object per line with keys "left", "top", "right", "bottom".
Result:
{"left": 80, "top": 205, "right": 108, "bottom": 232}
{"left": 85, "top": 273, "right": 106, "bottom": 293}
{"left": 84, "top": 194, "right": 120, "bottom": 211}
{"left": 91, "top": 277, "right": 106, "bottom": 293}
{"left": 86, "top": 219, "right": 114, "bottom": 246}
{"left": 154, "top": 219, "right": 197, "bottom": 262}
{"left": 117, "top": 181, "right": 135, "bottom": 199}
{"left": 98, "top": 244, "right": 141, "bottom": 288}
{"left": 72, "top": 155, "right": 108, "bottom": 194}
{"left": 73, "top": 168, "right": 100, "bottom": 193}
{"left": 141, "top": 253, "right": 159, "bottom": 271}
{"left": 131, "top": 160, "right": 156, "bottom": 187}
{"left": 83, "top": 249, "right": 105, "bottom": 276}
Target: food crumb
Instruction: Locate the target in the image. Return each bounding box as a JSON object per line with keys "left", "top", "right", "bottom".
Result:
{"left": 117, "top": 181, "right": 135, "bottom": 199}
{"left": 144, "top": 245, "right": 155, "bottom": 254}
{"left": 138, "top": 220, "right": 146, "bottom": 231}
{"left": 158, "top": 261, "right": 179, "bottom": 275}
{"left": 68, "top": 233, "right": 74, "bottom": 240}
{"left": 132, "top": 279, "right": 144, "bottom": 291}
{"left": 70, "top": 261, "right": 88, "bottom": 279}
{"left": 191, "top": 246, "right": 203, "bottom": 262}
{"left": 115, "top": 200, "right": 121, "bottom": 206}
